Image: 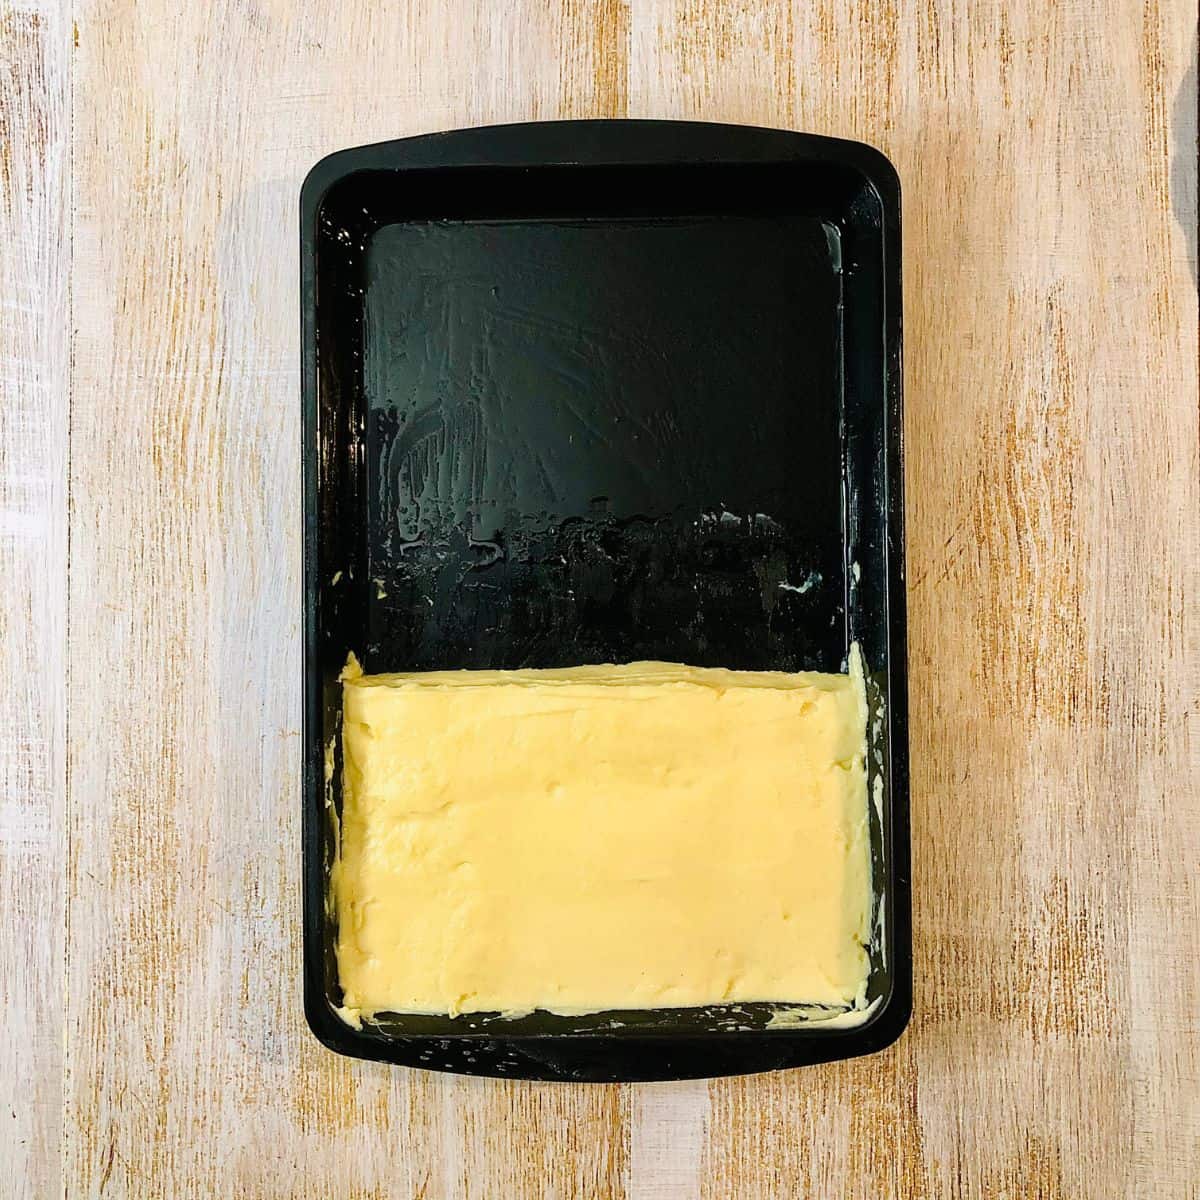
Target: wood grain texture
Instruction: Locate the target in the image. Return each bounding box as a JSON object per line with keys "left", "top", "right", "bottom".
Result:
{"left": 0, "top": 2, "right": 68, "bottom": 1196}
{"left": 0, "top": 0, "right": 1195, "bottom": 1195}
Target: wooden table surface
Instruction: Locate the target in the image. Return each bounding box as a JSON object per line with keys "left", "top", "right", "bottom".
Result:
{"left": 3, "top": 0, "right": 1198, "bottom": 1196}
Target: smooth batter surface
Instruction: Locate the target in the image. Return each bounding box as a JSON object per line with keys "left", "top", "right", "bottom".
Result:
{"left": 334, "top": 656, "right": 871, "bottom": 1019}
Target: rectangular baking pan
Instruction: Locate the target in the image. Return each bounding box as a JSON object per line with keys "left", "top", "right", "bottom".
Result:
{"left": 301, "top": 120, "right": 909, "bottom": 1081}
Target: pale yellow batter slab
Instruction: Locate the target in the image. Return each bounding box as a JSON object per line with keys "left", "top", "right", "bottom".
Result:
{"left": 334, "top": 655, "right": 872, "bottom": 1019}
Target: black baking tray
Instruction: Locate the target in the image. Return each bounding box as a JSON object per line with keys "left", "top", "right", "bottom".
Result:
{"left": 301, "top": 120, "right": 909, "bottom": 1082}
